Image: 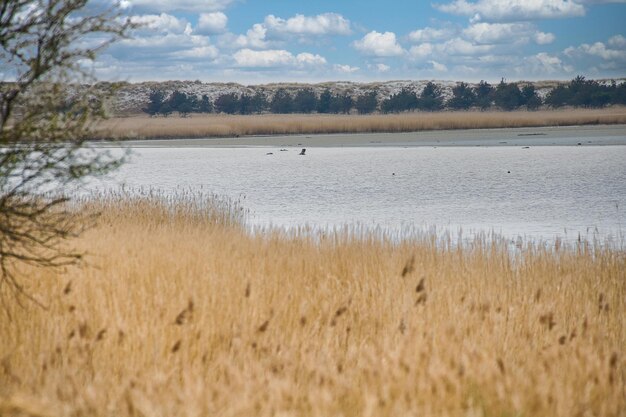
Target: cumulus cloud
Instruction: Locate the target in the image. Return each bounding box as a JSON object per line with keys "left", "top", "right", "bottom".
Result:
{"left": 408, "top": 27, "right": 455, "bottom": 43}
{"left": 264, "top": 13, "right": 351, "bottom": 37}
{"left": 232, "top": 49, "right": 292, "bottom": 67}
{"left": 172, "top": 45, "right": 220, "bottom": 59}
{"left": 334, "top": 64, "right": 360, "bottom": 73}
{"left": 98, "top": 28, "right": 221, "bottom": 82}
{"left": 375, "top": 63, "right": 391, "bottom": 72}
{"left": 608, "top": 34, "right": 626, "bottom": 48}
{"left": 405, "top": 20, "right": 558, "bottom": 74}
{"left": 220, "top": 13, "right": 352, "bottom": 50}
{"left": 565, "top": 40, "right": 626, "bottom": 60}
{"left": 232, "top": 24, "right": 270, "bottom": 49}
{"left": 353, "top": 31, "right": 405, "bottom": 57}
{"left": 121, "top": 0, "right": 235, "bottom": 13}
{"left": 233, "top": 49, "right": 326, "bottom": 67}
{"left": 462, "top": 22, "right": 554, "bottom": 45}
{"left": 428, "top": 60, "right": 448, "bottom": 72}
{"left": 296, "top": 52, "right": 328, "bottom": 66}
{"left": 463, "top": 22, "right": 521, "bottom": 43}
{"left": 367, "top": 63, "right": 391, "bottom": 72}
{"left": 439, "top": 38, "right": 494, "bottom": 55}
{"left": 521, "top": 52, "right": 574, "bottom": 75}
{"left": 116, "top": 32, "right": 207, "bottom": 51}
{"left": 131, "top": 13, "right": 190, "bottom": 34}
{"left": 409, "top": 43, "right": 434, "bottom": 59}
{"left": 534, "top": 32, "right": 556, "bottom": 44}
{"left": 408, "top": 37, "right": 494, "bottom": 61}
{"left": 435, "top": 0, "right": 586, "bottom": 21}
{"left": 107, "top": 12, "right": 221, "bottom": 66}
{"left": 197, "top": 12, "right": 228, "bottom": 34}
{"left": 564, "top": 35, "right": 626, "bottom": 64}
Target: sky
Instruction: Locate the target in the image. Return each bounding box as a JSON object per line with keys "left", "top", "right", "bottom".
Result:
{"left": 88, "top": 0, "right": 626, "bottom": 84}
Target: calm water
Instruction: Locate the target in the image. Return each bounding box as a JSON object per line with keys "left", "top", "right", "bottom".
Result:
{"left": 95, "top": 145, "right": 626, "bottom": 242}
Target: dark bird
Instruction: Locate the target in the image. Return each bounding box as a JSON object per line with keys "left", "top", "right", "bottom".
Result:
{"left": 299, "top": 148, "right": 306, "bottom": 155}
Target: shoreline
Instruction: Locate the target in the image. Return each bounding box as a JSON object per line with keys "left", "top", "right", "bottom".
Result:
{"left": 104, "top": 124, "right": 626, "bottom": 148}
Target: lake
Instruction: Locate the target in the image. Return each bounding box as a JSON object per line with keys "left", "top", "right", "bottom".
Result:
{"left": 94, "top": 139, "right": 626, "bottom": 243}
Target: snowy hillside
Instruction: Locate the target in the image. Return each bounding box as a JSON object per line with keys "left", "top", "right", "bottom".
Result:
{"left": 105, "top": 79, "right": 565, "bottom": 115}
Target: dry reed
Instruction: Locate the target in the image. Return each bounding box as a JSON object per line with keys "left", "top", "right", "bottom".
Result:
{"left": 0, "top": 195, "right": 624, "bottom": 417}
{"left": 96, "top": 108, "right": 626, "bottom": 140}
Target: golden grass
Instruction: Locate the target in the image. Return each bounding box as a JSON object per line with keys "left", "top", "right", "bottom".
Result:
{"left": 96, "top": 107, "right": 626, "bottom": 139}
{"left": 0, "top": 196, "right": 624, "bottom": 417}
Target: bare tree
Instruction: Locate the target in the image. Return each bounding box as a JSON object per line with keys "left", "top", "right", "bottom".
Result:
{"left": 0, "top": 0, "right": 132, "bottom": 305}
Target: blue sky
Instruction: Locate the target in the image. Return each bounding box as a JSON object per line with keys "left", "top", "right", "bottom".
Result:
{"left": 90, "top": 0, "right": 626, "bottom": 83}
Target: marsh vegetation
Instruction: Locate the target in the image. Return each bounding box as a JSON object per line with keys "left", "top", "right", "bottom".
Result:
{"left": 99, "top": 107, "right": 626, "bottom": 140}
{"left": 0, "top": 195, "right": 623, "bottom": 416}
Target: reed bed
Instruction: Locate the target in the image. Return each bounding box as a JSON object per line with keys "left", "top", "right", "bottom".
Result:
{"left": 0, "top": 195, "right": 624, "bottom": 417}
{"left": 97, "top": 108, "right": 626, "bottom": 140}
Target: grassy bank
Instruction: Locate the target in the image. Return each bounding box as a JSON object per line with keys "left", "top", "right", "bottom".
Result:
{"left": 97, "top": 107, "right": 626, "bottom": 140}
{"left": 0, "top": 196, "right": 624, "bottom": 417}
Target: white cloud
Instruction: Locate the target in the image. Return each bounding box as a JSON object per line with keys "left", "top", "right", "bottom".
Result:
{"left": 440, "top": 38, "right": 494, "bottom": 55}
{"left": 353, "top": 31, "right": 405, "bottom": 57}
{"left": 435, "top": 0, "right": 586, "bottom": 21}
{"left": 197, "top": 12, "right": 228, "bottom": 34}
{"left": 264, "top": 13, "right": 351, "bottom": 36}
{"left": 428, "top": 60, "right": 448, "bottom": 72}
{"left": 569, "top": 41, "right": 626, "bottom": 60}
{"left": 172, "top": 45, "right": 220, "bottom": 59}
{"left": 296, "top": 52, "right": 327, "bottom": 66}
{"left": 334, "top": 64, "right": 360, "bottom": 73}
{"left": 463, "top": 22, "right": 519, "bottom": 44}
{"left": 376, "top": 63, "right": 391, "bottom": 72}
{"left": 221, "top": 13, "right": 351, "bottom": 50}
{"left": 108, "top": 15, "right": 220, "bottom": 65}
{"left": 410, "top": 36, "right": 499, "bottom": 61}
{"left": 608, "top": 34, "right": 626, "bottom": 48}
{"left": 131, "top": 13, "right": 189, "bottom": 34}
{"left": 534, "top": 32, "right": 555, "bottom": 44}
{"left": 122, "top": 0, "right": 235, "bottom": 12}
{"left": 408, "top": 27, "right": 455, "bottom": 43}
{"left": 95, "top": 26, "right": 224, "bottom": 81}
{"left": 233, "top": 49, "right": 292, "bottom": 67}
{"left": 521, "top": 52, "right": 574, "bottom": 75}
{"left": 564, "top": 34, "right": 626, "bottom": 73}
{"left": 366, "top": 63, "right": 391, "bottom": 72}
{"left": 402, "top": 20, "right": 558, "bottom": 72}
{"left": 232, "top": 49, "right": 326, "bottom": 67}
{"left": 463, "top": 22, "right": 553, "bottom": 45}
{"left": 234, "top": 24, "right": 270, "bottom": 49}
{"left": 409, "top": 43, "right": 434, "bottom": 59}
{"left": 117, "top": 32, "right": 208, "bottom": 50}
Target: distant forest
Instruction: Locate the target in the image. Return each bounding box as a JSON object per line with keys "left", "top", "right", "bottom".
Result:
{"left": 143, "top": 76, "right": 626, "bottom": 117}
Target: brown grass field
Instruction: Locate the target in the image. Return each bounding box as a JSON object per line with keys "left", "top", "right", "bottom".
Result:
{"left": 0, "top": 196, "right": 624, "bottom": 417}
{"left": 96, "top": 107, "right": 626, "bottom": 140}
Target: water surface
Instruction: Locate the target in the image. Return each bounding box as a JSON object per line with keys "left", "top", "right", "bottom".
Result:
{"left": 94, "top": 144, "right": 626, "bottom": 243}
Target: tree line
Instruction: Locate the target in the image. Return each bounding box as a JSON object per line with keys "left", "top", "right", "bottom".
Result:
{"left": 143, "top": 76, "right": 626, "bottom": 117}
